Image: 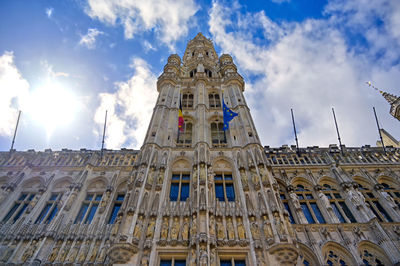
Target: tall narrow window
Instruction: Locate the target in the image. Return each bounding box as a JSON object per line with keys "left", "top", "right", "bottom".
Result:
{"left": 211, "top": 121, "right": 226, "bottom": 146}
{"left": 170, "top": 173, "right": 190, "bottom": 201}
{"left": 182, "top": 93, "right": 194, "bottom": 108}
{"left": 177, "top": 122, "right": 192, "bottom": 145}
{"left": 108, "top": 194, "right": 125, "bottom": 224}
{"left": 160, "top": 259, "right": 186, "bottom": 266}
{"left": 74, "top": 193, "right": 102, "bottom": 224}
{"left": 279, "top": 185, "right": 295, "bottom": 223}
{"left": 220, "top": 259, "right": 246, "bottom": 266}
{"left": 215, "top": 173, "right": 235, "bottom": 202}
{"left": 205, "top": 69, "right": 212, "bottom": 78}
{"left": 3, "top": 193, "right": 36, "bottom": 223}
{"left": 209, "top": 93, "right": 221, "bottom": 108}
{"left": 357, "top": 183, "right": 393, "bottom": 222}
{"left": 295, "top": 185, "right": 325, "bottom": 224}
{"left": 36, "top": 193, "right": 62, "bottom": 224}
{"left": 321, "top": 184, "right": 356, "bottom": 223}
{"left": 380, "top": 182, "right": 400, "bottom": 208}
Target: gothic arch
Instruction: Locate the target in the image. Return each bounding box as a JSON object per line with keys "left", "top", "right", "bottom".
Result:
{"left": 52, "top": 176, "right": 73, "bottom": 191}
{"left": 87, "top": 176, "right": 108, "bottom": 191}
{"left": 115, "top": 178, "right": 129, "bottom": 192}
{"left": 170, "top": 157, "right": 192, "bottom": 171}
{"left": 377, "top": 175, "right": 399, "bottom": 188}
{"left": 318, "top": 176, "right": 340, "bottom": 188}
{"left": 357, "top": 241, "right": 391, "bottom": 266}
{"left": 291, "top": 177, "right": 314, "bottom": 190}
{"left": 322, "top": 241, "right": 357, "bottom": 266}
{"left": 353, "top": 176, "right": 374, "bottom": 189}
{"left": 211, "top": 157, "right": 234, "bottom": 172}
{"left": 298, "top": 243, "right": 319, "bottom": 266}
{"left": 21, "top": 176, "right": 45, "bottom": 190}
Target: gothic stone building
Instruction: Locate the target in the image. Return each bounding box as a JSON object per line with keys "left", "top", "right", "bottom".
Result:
{"left": 1, "top": 33, "right": 400, "bottom": 266}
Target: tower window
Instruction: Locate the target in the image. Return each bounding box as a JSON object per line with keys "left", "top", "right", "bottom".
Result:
{"left": 3, "top": 193, "right": 37, "bottom": 223}
{"left": 108, "top": 194, "right": 125, "bottom": 224}
{"left": 36, "top": 193, "right": 62, "bottom": 224}
{"left": 182, "top": 93, "right": 194, "bottom": 108}
{"left": 177, "top": 122, "right": 192, "bottom": 145}
{"left": 211, "top": 121, "right": 226, "bottom": 146}
{"left": 74, "top": 193, "right": 102, "bottom": 224}
{"left": 209, "top": 93, "right": 221, "bottom": 108}
{"left": 170, "top": 173, "right": 190, "bottom": 201}
{"left": 205, "top": 69, "right": 212, "bottom": 77}
{"left": 215, "top": 173, "right": 235, "bottom": 202}
{"left": 190, "top": 69, "right": 197, "bottom": 77}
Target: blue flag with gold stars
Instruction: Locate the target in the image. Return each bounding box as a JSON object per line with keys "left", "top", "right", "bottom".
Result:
{"left": 222, "top": 98, "right": 238, "bottom": 131}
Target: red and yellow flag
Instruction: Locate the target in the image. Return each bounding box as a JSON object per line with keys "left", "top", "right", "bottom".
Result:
{"left": 178, "top": 98, "right": 184, "bottom": 132}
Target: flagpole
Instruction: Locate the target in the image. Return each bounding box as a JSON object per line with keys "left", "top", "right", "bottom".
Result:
{"left": 373, "top": 107, "right": 387, "bottom": 155}
{"left": 10, "top": 110, "right": 21, "bottom": 152}
{"left": 290, "top": 108, "right": 300, "bottom": 155}
{"left": 332, "top": 108, "right": 344, "bottom": 156}
{"left": 100, "top": 110, "right": 108, "bottom": 162}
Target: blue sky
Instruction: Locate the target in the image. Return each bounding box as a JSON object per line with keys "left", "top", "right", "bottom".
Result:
{"left": 0, "top": 0, "right": 399, "bottom": 151}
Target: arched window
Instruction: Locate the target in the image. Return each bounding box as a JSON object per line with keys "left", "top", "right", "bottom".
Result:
{"left": 36, "top": 193, "right": 62, "bottom": 224}
{"left": 356, "top": 182, "right": 393, "bottom": 222}
{"left": 3, "top": 193, "right": 37, "bottom": 223}
{"left": 209, "top": 93, "right": 221, "bottom": 108}
{"left": 323, "top": 243, "right": 356, "bottom": 266}
{"left": 170, "top": 172, "right": 190, "bottom": 201}
{"left": 380, "top": 182, "right": 400, "bottom": 208}
{"left": 211, "top": 121, "right": 226, "bottom": 146}
{"left": 74, "top": 193, "right": 102, "bottom": 224}
{"left": 205, "top": 69, "right": 212, "bottom": 78}
{"left": 182, "top": 93, "right": 194, "bottom": 108}
{"left": 177, "top": 121, "right": 192, "bottom": 146}
{"left": 358, "top": 242, "right": 391, "bottom": 266}
{"left": 190, "top": 69, "right": 197, "bottom": 77}
{"left": 294, "top": 184, "right": 325, "bottom": 224}
{"left": 215, "top": 173, "right": 235, "bottom": 202}
{"left": 321, "top": 184, "right": 356, "bottom": 223}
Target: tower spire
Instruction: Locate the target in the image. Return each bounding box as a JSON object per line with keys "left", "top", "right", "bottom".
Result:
{"left": 367, "top": 81, "right": 400, "bottom": 121}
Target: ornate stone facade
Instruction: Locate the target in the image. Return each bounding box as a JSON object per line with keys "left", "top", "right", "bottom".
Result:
{"left": 1, "top": 33, "right": 400, "bottom": 265}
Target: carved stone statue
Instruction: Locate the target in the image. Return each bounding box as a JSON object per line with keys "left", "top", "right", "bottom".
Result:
{"left": 0, "top": 188, "right": 11, "bottom": 206}
{"left": 89, "top": 241, "right": 99, "bottom": 262}
{"left": 111, "top": 214, "right": 122, "bottom": 236}
{"left": 157, "top": 169, "right": 165, "bottom": 185}
{"left": 48, "top": 241, "right": 61, "bottom": 262}
{"left": 97, "top": 240, "right": 110, "bottom": 262}
{"left": 77, "top": 240, "right": 90, "bottom": 263}
{"left": 59, "top": 240, "right": 71, "bottom": 262}
{"left": 217, "top": 217, "right": 225, "bottom": 239}
{"left": 200, "top": 164, "right": 206, "bottom": 183}
{"left": 260, "top": 167, "right": 269, "bottom": 185}
{"left": 285, "top": 216, "right": 295, "bottom": 238}
{"left": 237, "top": 217, "right": 246, "bottom": 239}
{"left": 274, "top": 212, "right": 285, "bottom": 236}
{"left": 146, "top": 217, "right": 156, "bottom": 238}
{"left": 21, "top": 239, "right": 37, "bottom": 262}
{"left": 171, "top": 216, "right": 179, "bottom": 239}
{"left": 262, "top": 215, "right": 273, "bottom": 240}
{"left": 289, "top": 192, "right": 301, "bottom": 210}
{"left": 27, "top": 194, "right": 40, "bottom": 213}
{"left": 1, "top": 240, "right": 17, "bottom": 262}
{"left": 182, "top": 217, "right": 189, "bottom": 240}
{"left": 209, "top": 215, "right": 216, "bottom": 236}
{"left": 190, "top": 249, "right": 197, "bottom": 265}
{"left": 133, "top": 216, "right": 143, "bottom": 239}
{"left": 227, "top": 217, "right": 235, "bottom": 240}
{"left": 240, "top": 169, "right": 248, "bottom": 187}
{"left": 251, "top": 168, "right": 260, "bottom": 186}
{"left": 100, "top": 190, "right": 110, "bottom": 212}
{"left": 65, "top": 191, "right": 77, "bottom": 211}
{"left": 381, "top": 191, "right": 397, "bottom": 208}
{"left": 190, "top": 214, "right": 197, "bottom": 239}
{"left": 161, "top": 217, "right": 169, "bottom": 239}
{"left": 67, "top": 241, "right": 80, "bottom": 263}
{"left": 250, "top": 217, "right": 260, "bottom": 240}
{"left": 318, "top": 191, "right": 332, "bottom": 210}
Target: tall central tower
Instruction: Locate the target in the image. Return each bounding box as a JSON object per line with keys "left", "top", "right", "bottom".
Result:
{"left": 108, "top": 33, "right": 298, "bottom": 265}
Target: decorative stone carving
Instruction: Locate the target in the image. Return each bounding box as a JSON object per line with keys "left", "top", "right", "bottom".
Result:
{"left": 182, "top": 216, "right": 189, "bottom": 241}
{"left": 21, "top": 239, "right": 37, "bottom": 262}
{"left": 289, "top": 192, "right": 301, "bottom": 210}
{"left": 99, "top": 190, "right": 111, "bottom": 213}
{"left": 48, "top": 240, "right": 62, "bottom": 262}
{"left": 237, "top": 217, "right": 246, "bottom": 240}
{"left": 133, "top": 215, "right": 143, "bottom": 241}
{"left": 160, "top": 217, "right": 169, "bottom": 240}
{"left": 318, "top": 191, "right": 332, "bottom": 210}
{"left": 240, "top": 169, "right": 249, "bottom": 190}
{"left": 171, "top": 216, "right": 180, "bottom": 240}
{"left": 227, "top": 217, "right": 235, "bottom": 240}
{"left": 146, "top": 217, "right": 156, "bottom": 239}
{"left": 67, "top": 240, "right": 80, "bottom": 263}
{"left": 263, "top": 215, "right": 273, "bottom": 242}
{"left": 217, "top": 216, "right": 225, "bottom": 240}
{"left": 250, "top": 217, "right": 260, "bottom": 240}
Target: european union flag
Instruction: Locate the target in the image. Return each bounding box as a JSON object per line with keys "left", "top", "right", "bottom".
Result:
{"left": 222, "top": 99, "right": 238, "bottom": 131}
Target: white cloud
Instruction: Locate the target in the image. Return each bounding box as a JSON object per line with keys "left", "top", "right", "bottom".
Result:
{"left": 0, "top": 52, "right": 30, "bottom": 136}
{"left": 84, "top": 0, "right": 199, "bottom": 48}
{"left": 209, "top": 0, "right": 400, "bottom": 147}
{"left": 79, "top": 28, "right": 104, "bottom": 49}
{"left": 94, "top": 58, "right": 157, "bottom": 149}
{"left": 143, "top": 40, "right": 156, "bottom": 52}
{"left": 45, "top": 7, "right": 54, "bottom": 18}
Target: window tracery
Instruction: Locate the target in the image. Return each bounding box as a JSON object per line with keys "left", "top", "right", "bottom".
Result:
{"left": 209, "top": 93, "right": 221, "bottom": 108}
{"left": 356, "top": 183, "right": 393, "bottom": 222}
{"left": 321, "top": 184, "right": 356, "bottom": 223}
{"left": 211, "top": 121, "right": 226, "bottom": 146}
{"left": 294, "top": 184, "right": 325, "bottom": 224}
{"left": 215, "top": 173, "right": 235, "bottom": 202}
{"left": 169, "top": 172, "right": 190, "bottom": 201}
